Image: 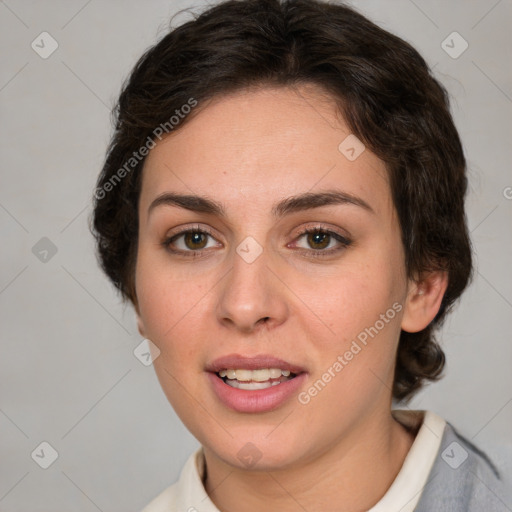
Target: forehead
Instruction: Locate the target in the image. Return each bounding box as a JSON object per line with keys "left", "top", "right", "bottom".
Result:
{"left": 139, "top": 85, "right": 391, "bottom": 218}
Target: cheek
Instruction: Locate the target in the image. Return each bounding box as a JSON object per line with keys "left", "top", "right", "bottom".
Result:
{"left": 296, "top": 273, "right": 404, "bottom": 420}
{"left": 297, "top": 256, "right": 404, "bottom": 345}
{"left": 137, "top": 275, "right": 204, "bottom": 345}
{"left": 134, "top": 247, "right": 220, "bottom": 400}
{"left": 135, "top": 255, "right": 209, "bottom": 417}
{"left": 135, "top": 239, "right": 210, "bottom": 334}
{"left": 295, "top": 259, "right": 405, "bottom": 413}
{"left": 135, "top": 250, "right": 184, "bottom": 347}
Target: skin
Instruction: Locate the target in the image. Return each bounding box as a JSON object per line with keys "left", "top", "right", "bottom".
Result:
{"left": 134, "top": 84, "right": 448, "bottom": 511}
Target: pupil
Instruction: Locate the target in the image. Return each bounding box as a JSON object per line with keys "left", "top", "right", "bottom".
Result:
{"left": 186, "top": 232, "right": 207, "bottom": 249}
{"left": 308, "top": 231, "right": 329, "bottom": 249}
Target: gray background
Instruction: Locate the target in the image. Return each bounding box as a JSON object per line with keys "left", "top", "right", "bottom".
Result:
{"left": 0, "top": 0, "right": 511, "bottom": 510}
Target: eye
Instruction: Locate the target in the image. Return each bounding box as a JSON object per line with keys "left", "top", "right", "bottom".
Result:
{"left": 162, "top": 225, "right": 220, "bottom": 255}
{"left": 162, "top": 224, "right": 351, "bottom": 258}
{"left": 292, "top": 226, "right": 352, "bottom": 257}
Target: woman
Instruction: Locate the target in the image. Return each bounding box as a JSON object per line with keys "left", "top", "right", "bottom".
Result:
{"left": 91, "top": 0, "right": 511, "bottom": 510}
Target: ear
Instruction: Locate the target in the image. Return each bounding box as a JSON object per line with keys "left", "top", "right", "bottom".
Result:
{"left": 133, "top": 302, "right": 147, "bottom": 338}
{"left": 401, "top": 270, "right": 449, "bottom": 333}
{"left": 136, "top": 315, "right": 146, "bottom": 338}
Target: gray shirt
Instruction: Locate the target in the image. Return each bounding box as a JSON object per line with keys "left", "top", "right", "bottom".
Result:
{"left": 415, "top": 421, "right": 512, "bottom": 511}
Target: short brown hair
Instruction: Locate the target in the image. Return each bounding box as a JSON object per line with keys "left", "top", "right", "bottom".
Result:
{"left": 91, "top": 0, "right": 473, "bottom": 402}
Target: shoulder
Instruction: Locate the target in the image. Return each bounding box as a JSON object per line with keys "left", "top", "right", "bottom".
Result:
{"left": 415, "top": 420, "right": 512, "bottom": 511}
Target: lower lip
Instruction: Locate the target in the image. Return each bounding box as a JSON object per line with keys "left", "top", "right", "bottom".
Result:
{"left": 207, "top": 372, "right": 308, "bottom": 413}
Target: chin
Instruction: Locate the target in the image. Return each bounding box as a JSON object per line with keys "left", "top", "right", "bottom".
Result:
{"left": 206, "top": 432, "right": 305, "bottom": 472}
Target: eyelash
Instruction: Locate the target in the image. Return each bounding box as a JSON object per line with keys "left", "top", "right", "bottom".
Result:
{"left": 162, "top": 224, "right": 352, "bottom": 259}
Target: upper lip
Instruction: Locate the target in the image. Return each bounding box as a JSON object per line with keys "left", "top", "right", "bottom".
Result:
{"left": 205, "top": 353, "right": 307, "bottom": 374}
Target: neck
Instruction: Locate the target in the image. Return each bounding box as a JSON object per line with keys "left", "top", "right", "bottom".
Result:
{"left": 203, "top": 409, "right": 417, "bottom": 512}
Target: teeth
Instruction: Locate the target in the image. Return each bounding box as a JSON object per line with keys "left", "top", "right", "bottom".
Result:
{"left": 226, "top": 380, "right": 281, "bottom": 390}
{"left": 218, "top": 368, "right": 294, "bottom": 381}
{"left": 269, "top": 368, "right": 283, "bottom": 379}
{"left": 235, "top": 369, "right": 260, "bottom": 381}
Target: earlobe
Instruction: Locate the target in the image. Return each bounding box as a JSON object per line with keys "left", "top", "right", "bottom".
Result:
{"left": 401, "top": 271, "right": 448, "bottom": 333}
{"left": 132, "top": 295, "right": 146, "bottom": 337}
{"left": 135, "top": 310, "right": 146, "bottom": 338}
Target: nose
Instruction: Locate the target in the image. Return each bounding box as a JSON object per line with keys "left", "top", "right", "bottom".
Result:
{"left": 215, "top": 244, "right": 289, "bottom": 334}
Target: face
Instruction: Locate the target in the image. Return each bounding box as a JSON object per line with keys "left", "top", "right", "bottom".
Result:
{"left": 135, "top": 85, "right": 413, "bottom": 471}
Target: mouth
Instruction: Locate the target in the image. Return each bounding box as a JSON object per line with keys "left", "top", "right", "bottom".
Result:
{"left": 215, "top": 368, "right": 299, "bottom": 390}
{"left": 205, "top": 354, "right": 307, "bottom": 407}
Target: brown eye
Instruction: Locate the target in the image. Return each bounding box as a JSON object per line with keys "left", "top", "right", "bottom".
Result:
{"left": 163, "top": 227, "right": 220, "bottom": 255}
{"left": 306, "top": 231, "right": 331, "bottom": 250}
{"left": 183, "top": 232, "right": 208, "bottom": 250}
{"left": 292, "top": 226, "right": 352, "bottom": 258}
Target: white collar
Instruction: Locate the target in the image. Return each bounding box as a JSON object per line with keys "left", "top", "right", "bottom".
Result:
{"left": 368, "top": 409, "right": 446, "bottom": 511}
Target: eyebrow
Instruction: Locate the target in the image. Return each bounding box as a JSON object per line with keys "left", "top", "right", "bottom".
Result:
{"left": 147, "top": 189, "right": 374, "bottom": 219}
